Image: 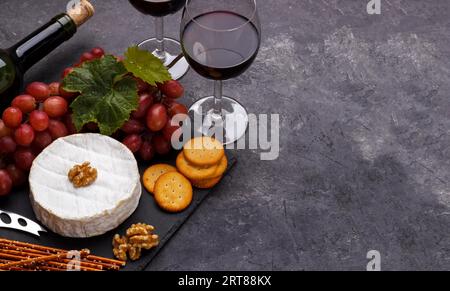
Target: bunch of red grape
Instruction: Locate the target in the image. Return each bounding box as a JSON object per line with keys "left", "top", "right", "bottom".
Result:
{"left": 0, "top": 47, "right": 188, "bottom": 197}
{"left": 120, "top": 78, "right": 188, "bottom": 161}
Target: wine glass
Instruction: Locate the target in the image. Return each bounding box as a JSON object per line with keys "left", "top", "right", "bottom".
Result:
{"left": 180, "top": 0, "right": 261, "bottom": 144}
{"left": 129, "top": 0, "right": 189, "bottom": 80}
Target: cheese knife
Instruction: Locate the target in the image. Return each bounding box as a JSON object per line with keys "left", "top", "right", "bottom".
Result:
{"left": 0, "top": 209, "right": 46, "bottom": 237}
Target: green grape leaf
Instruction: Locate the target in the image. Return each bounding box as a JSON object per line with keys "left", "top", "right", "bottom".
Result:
{"left": 62, "top": 55, "right": 138, "bottom": 136}
{"left": 123, "top": 46, "right": 172, "bottom": 86}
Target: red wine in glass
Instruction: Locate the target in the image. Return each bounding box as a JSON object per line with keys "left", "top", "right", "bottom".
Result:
{"left": 181, "top": 11, "right": 260, "bottom": 80}
{"left": 180, "top": 0, "right": 261, "bottom": 144}
{"left": 129, "top": 0, "right": 186, "bottom": 17}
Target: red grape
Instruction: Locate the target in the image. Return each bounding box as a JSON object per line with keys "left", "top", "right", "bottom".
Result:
{"left": 43, "top": 96, "right": 68, "bottom": 118}
{"left": 63, "top": 114, "right": 77, "bottom": 135}
{"left": 146, "top": 104, "right": 168, "bottom": 132}
{"left": 0, "top": 136, "right": 17, "bottom": 154}
{"left": 162, "top": 98, "right": 176, "bottom": 107}
{"left": 2, "top": 107, "right": 23, "bottom": 128}
{"left": 48, "top": 120, "right": 68, "bottom": 140}
{"left": 33, "top": 131, "right": 53, "bottom": 151}
{"left": 0, "top": 170, "right": 12, "bottom": 196}
{"left": 11, "top": 95, "right": 36, "bottom": 113}
{"left": 6, "top": 164, "right": 26, "bottom": 187}
{"left": 153, "top": 134, "right": 171, "bottom": 155}
{"left": 121, "top": 119, "right": 145, "bottom": 134}
{"left": 14, "top": 124, "right": 35, "bottom": 146}
{"left": 62, "top": 67, "right": 74, "bottom": 79}
{"left": 91, "top": 47, "right": 105, "bottom": 58}
{"left": 26, "top": 82, "right": 50, "bottom": 101}
{"left": 80, "top": 52, "right": 95, "bottom": 62}
{"left": 158, "top": 80, "right": 184, "bottom": 99}
{"left": 14, "top": 149, "right": 35, "bottom": 171}
{"left": 84, "top": 122, "right": 99, "bottom": 133}
{"left": 49, "top": 82, "right": 61, "bottom": 96}
{"left": 29, "top": 110, "right": 49, "bottom": 132}
{"left": 139, "top": 140, "right": 155, "bottom": 161}
{"left": 122, "top": 134, "right": 142, "bottom": 153}
{"left": 135, "top": 78, "right": 150, "bottom": 93}
{"left": 0, "top": 119, "right": 12, "bottom": 138}
{"left": 0, "top": 156, "right": 6, "bottom": 169}
{"left": 59, "top": 86, "right": 78, "bottom": 101}
{"left": 132, "top": 93, "right": 154, "bottom": 119}
{"left": 162, "top": 119, "right": 181, "bottom": 142}
{"left": 167, "top": 102, "right": 188, "bottom": 118}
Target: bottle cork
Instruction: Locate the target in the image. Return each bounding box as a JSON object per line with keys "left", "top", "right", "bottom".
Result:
{"left": 67, "top": 0, "right": 95, "bottom": 27}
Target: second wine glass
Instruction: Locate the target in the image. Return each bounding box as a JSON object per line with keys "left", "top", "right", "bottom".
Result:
{"left": 129, "top": 0, "right": 189, "bottom": 80}
{"left": 180, "top": 0, "right": 261, "bottom": 144}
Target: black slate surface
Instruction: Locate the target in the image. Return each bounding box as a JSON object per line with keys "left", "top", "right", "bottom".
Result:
{"left": 0, "top": 152, "right": 236, "bottom": 271}
{"left": 0, "top": 0, "right": 449, "bottom": 271}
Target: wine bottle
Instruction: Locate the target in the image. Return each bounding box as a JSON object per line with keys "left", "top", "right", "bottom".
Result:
{"left": 0, "top": 0, "right": 94, "bottom": 110}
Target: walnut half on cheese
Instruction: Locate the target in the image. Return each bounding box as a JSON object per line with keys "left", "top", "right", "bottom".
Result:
{"left": 29, "top": 134, "right": 141, "bottom": 238}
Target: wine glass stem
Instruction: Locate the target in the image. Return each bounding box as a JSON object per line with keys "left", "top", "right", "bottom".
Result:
{"left": 213, "top": 80, "right": 223, "bottom": 118}
{"left": 154, "top": 17, "right": 166, "bottom": 62}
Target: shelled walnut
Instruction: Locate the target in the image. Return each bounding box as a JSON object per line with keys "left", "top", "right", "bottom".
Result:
{"left": 112, "top": 235, "right": 128, "bottom": 262}
{"left": 112, "top": 223, "right": 159, "bottom": 262}
{"left": 68, "top": 162, "right": 97, "bottom": 188}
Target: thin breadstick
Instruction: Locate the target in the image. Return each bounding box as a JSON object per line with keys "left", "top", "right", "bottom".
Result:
{"left": 0, "top": 253, "right": 66, "bottom": 269}
{"left": 0, "top": 259, "right": 63, "bottom": 271}
{"left": 0, "top": 242, "right": 119, "bottom": 270}
{"left": 0, "top": 239, "right": 125, "bottom": 267}
{"left": 0, "top": 247, "right": 103, "bottom": 270}
{"left": 0, "top": 250, "right": 100, "bottom": 271}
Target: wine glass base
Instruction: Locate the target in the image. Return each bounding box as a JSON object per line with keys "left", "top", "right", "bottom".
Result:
{"left": 138, "top": 37, "right": 189, "bottom": 80}
{"left": 189, "top": 96, "right": 249, "bottom": 145}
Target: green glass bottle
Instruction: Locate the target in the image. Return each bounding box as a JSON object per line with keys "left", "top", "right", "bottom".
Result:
{"left": 0, "top": 0, "right": 94, "bottom": 110}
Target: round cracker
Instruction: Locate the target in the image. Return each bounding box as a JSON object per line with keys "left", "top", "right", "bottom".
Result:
{"left": 176, "top": 152, "right": 217, "bottom": 180}
{"left": 183, "top": 137, "right": 224, "bottom": 167}
{"left": 192, "top": 176, "right": 223, "bottom": 189}
{"left": 142, "top": 164, "right": 177, "bottom": 194}
{"left": 154, "top": 172, "right": 193, "bottom": 213}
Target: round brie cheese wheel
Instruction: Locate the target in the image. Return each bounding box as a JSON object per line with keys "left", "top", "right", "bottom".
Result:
{"left": 29, "top": 133, "right": 141, "bottom": 238}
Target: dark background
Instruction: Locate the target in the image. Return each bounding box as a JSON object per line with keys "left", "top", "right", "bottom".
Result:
{"left": 1, "top": 0, "right": 449, "bottom": 270}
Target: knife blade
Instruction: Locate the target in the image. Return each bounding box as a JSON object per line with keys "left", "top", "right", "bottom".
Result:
{"left": 0, "top": 209, "right": 46, "bottom": 237}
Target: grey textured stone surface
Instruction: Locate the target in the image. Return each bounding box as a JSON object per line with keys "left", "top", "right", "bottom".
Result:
{"left": 1, "top": 0, "right": 449, "bottom": 270}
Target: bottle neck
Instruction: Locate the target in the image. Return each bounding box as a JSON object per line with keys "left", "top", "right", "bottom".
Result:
{"left": 9, "top": 13, "right": 77, "bottom": 72}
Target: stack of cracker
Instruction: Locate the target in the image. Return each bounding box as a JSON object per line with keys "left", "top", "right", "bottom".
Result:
{"left": 142, "top": 137, "right": 227, "bottom": 213}
{"left": 177, "top": 137, "right": 227, "bottom": 189}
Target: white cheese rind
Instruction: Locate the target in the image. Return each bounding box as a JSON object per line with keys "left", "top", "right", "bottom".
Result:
{"left": 29, "top": 134, "right": 141, "bottom": 238}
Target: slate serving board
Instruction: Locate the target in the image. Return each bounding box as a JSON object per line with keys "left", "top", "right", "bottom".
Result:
{"left": 0, "top": 151, "right": 236, "bottom": 271}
